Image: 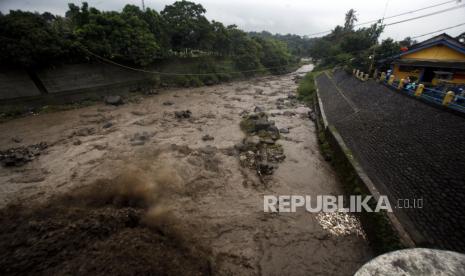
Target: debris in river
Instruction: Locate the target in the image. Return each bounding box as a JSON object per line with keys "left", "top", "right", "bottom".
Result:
{"left": 279, "top": 128, "right": 290, "bottom": 134}
{"left": 202, "top": 134, "right": 214, "bottom": 141}
{"left": 238, "top": 112, "right": 286, "bottom": 180}
{"left": 174, "top": 110, "right": 192, "bottom": 119}
{"left": 130, "top": 132, "right": 154, "bottom": 146}
{"left": 0, "top": 142, "right": 48, "bottom": 167}
{"left": 316, "top": 212, "right": 366, "bottom": 238}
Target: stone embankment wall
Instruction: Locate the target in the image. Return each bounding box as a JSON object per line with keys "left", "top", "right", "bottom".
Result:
{"left": 0, "top": 63, "right": 150, "bottom": 103}
{"left": 316, "top": 70, "right": 465, "bottom": 252}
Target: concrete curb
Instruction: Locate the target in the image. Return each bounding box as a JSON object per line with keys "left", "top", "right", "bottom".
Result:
{"left": 314, "top": 77, "right": 416, "bottom": 248}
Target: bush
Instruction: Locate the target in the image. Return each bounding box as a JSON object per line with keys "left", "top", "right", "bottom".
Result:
{"left": 297, "top": 72, "right": 318, "bottom": 105}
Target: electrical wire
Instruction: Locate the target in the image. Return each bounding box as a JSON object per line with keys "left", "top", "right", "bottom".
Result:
{"left": 81, "top": 46, "right": 295, "bottom": 76}
{"left": 85, "top": 17, "right": 465, "bottom": 77}
{"left": 307, "top": 0, "right": 461, "bottom": 37}
{"left": 411, "top": 22, "right": 465, "bottom": 39}
{"left": 355, "top": 0, "right": 459, "bottom": 27}
{"left": 3, "top": 2, "right": 463, "bottom": 76}
{"left": 384, "top": 4, "right": 465, "bottom": 26}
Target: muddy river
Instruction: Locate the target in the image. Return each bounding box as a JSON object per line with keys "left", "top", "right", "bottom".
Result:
{"left": 0, "top": 65, "right": 372, "bottom": 275}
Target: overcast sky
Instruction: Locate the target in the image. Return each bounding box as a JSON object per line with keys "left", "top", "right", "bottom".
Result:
{"left": 1, "top": 0, "right": 464, "bottom": 41}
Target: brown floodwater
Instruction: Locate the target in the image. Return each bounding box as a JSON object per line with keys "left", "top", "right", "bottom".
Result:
{"left": 0, "top": 65, "right": 372, "bottom": 275}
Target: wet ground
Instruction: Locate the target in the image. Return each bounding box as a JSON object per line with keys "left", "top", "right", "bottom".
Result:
{"left": 0, "top": 65, "right": 372, "bottom": 275}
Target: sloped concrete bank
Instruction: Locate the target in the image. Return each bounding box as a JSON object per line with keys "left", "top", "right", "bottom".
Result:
{"left": 314, "top": 69, "right": 465, "bottom": 253}
{"left": 0, "top": 63, "right": 151, "bottom": 102}
{"left": 313, "top": 75, "right": 414, "bottom": 253}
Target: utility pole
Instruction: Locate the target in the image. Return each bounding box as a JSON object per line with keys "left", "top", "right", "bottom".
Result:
{"left": 142, "top": 0, "right": 145, "bottom": 11}
{"left": 369, "top": 0, "right": 390, "bottom": 74}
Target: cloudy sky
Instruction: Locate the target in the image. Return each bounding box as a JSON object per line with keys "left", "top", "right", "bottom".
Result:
{"left": 1, "top": 0, "right": 464, "bottom": 41}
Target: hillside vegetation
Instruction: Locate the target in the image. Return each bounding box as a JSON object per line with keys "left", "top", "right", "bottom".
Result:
{"left": 0, "top": 1, "right": 301, "bottom": 76}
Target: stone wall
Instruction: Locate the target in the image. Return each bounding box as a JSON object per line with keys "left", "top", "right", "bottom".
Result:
{"left": 316, "top": 70, "right": 465, "bottom": 252}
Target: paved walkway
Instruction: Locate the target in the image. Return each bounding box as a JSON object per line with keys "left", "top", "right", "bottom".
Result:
{"left": 316, "top": 70, "right": 465, "bottom": 252}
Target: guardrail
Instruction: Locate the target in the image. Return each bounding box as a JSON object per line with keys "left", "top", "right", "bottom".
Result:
{"left": 352, "top": 69, "right": 465, "bottom": 114}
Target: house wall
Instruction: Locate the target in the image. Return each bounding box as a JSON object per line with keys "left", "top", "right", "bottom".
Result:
{"left": 391, "top": 45, "right": 465, "bottom": 84}
{"left": 393, "top": 64, "right": 465, "bottom": 85}
{"left": 402, "top": 44, "right": 465, "bottom": 61}
{"left": 392, "top": 65, "right": 421, "bottom": 82}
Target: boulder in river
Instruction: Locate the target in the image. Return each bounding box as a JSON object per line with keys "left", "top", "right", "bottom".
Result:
{"left": 104, "top": 95, "right": 124, "bottom": 106}
{"left": 174, "top": 110, "right": 192, "bottom": 119}
{"left": 202, "top": 134, "right": 214, "bottom": 141}
{"left": 254, "top": 106, "right": 264, "bottom": 113}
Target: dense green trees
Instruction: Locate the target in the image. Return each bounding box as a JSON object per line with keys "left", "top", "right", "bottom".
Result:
{"left": 0, "top": 11, "right": 69, "bottom": 67}
{"left": 0, "top": 0, "right": 295, "bottom": 75}
{"left": 307, "top": 9, "right": 420, "bottom": 72}
{"left": 249, "top": 31, "right": 314, "bottom": 58}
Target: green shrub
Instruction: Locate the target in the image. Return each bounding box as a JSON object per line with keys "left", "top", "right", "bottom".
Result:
{"left": 297, "top": 72, "right": 318, "bottom": 105}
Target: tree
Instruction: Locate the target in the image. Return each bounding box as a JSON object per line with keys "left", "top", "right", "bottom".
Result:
{"left": 399, "top": 37, "right": 417, "bottom": 48}
{"left": 375, "top": 38, "right": 401, "bottom": 70}
{"left": 309, "top": 39, "right": 333, "bottom": 62}
{"left": 227, "top": 26, "right": 261, "bottom": 71}
{"left": 377, "top": 38, "right": 400, "bottom": 60}
{"left": 122, "top": 5, "right": 170, "bottom": 55}
{"left": 210, "top": 21, "right": 232, "bottom": 56}
{"left": 161, "top": 1, "right": 212, "bottom": 51}
{"left": 344, "top": 9, "right": 358, "bottom": 31}
{"left": 69, "top": 3, "right": 160, "bottom": 66}
{"left": 0, "top": 0, "right": 297, "bottom": 73}
{"left": 65, "top": 2, "right": 90, "bottom": 28}
{"left": 0, "top": 10, "right": 66, "bottom": 67}
{"left": 253, "top": 36, "right": 291, "bottom": 74}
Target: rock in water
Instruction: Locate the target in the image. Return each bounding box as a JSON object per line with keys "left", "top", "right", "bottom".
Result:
{"left": 0, "top": 142, "right": 48, "bottom": 167}
{"left": 104, "top": 95, "right": 124, "bottom": 106}
{"left": 254, "top": 106, "right": 264, "bottom": 113}
{"left": 102, "top": 122, "right": 113, "bottom": 129}
{"left": 174, "top": 110, "right": 192, "bottom": 119}
{"left": 279, "top": 128, "right": 290, "bottom": 134}
{"left": 257, "top": 162, "right": 275, "bottom": 175}
{"left": 202, "top": 134, "right": 214, "bottom": 141}
{"left": 287, "top": 93, "right": 297, "bottom": 99}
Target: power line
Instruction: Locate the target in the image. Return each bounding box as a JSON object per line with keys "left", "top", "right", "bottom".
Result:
{"left": 411, "top": 22, "right": 465, "bottom": 39}
{"left": 384, "top": 4, "right": 465, "bottom": 26}
{"left": 81, "top": 46, "right": 294, "bottom": 76}
{"left": 369, "top": 0, "right": 390, "bottom": 73}
{"left": 307, "top": 0, "right": 461, "bottom": 37}
{"left": 355, "top": 0, "right": 459, "bottom": 27}
{"left": 85, "top": 19, "right": 464, "bottom": 77}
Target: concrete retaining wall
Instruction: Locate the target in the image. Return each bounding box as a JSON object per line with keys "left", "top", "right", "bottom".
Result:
{"left": 0, "top": 70, "right": 42, "bottom": 99}
{"left": 0, "top": 62, "right": 151, "bottom": 103}
{"left": 37, "top": 63, "right": 148, "bottom": 94}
